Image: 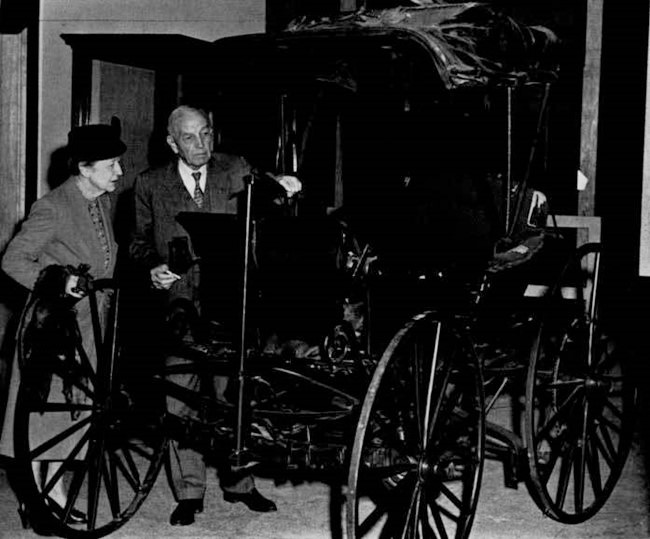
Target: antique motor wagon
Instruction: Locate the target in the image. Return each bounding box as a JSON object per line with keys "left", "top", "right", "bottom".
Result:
{"left": 11, "top": 3, "right": 636, "bottom": 538}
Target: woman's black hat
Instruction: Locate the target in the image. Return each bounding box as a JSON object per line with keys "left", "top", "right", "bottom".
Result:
{"left": 67, "top": 124, "right": 127, "bottom": 162}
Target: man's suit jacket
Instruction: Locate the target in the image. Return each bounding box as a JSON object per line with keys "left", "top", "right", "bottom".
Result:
{"left": 130, "top": 152, "right": 252, "bottom": 312}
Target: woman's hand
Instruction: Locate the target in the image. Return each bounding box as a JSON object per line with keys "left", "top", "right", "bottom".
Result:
{"left": 151, "top": 263, "right": 181, "bottom": 290}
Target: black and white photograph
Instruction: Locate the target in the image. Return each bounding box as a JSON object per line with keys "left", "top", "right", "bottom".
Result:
{"left": 0, "top": 1, "right": 649, "bottom": 537}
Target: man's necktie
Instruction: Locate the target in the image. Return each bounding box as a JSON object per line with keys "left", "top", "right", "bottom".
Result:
{"left": 192, "top": 171, "right": 204, "bottom": 208}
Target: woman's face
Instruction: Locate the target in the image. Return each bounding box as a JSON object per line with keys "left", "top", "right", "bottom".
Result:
{"left": 80, "top": 157, "right": 123, "bottom": 195}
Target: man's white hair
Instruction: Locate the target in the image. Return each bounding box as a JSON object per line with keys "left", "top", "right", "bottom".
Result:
{"left": 167, "top": 106, "right": 210, "bottom": 137}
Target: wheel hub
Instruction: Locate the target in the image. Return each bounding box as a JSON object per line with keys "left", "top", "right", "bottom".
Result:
{"left": 425, "top": 450, "right": 463, "bottom": 482}
{"left": 418, "top": 458, "right": 431, "bottom": 481}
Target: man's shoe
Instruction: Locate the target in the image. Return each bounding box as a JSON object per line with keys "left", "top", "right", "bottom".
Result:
{"left": 169, "top": 499, "right": 204, "bottom": 526}
{"left": 223, "top": 488, "right": 277, "bottom": 512}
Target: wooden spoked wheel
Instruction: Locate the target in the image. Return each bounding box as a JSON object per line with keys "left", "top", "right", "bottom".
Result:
{"left": 346, "top": 311, "right": 484, "bottom": 539}
{"left": 525, "top": 243, "right": 637, "bottom": 523}
{"left": 13, "top": 280, "right": 167, "bottom": 538}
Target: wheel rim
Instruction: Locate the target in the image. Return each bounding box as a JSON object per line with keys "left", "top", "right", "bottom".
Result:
{"left": 347, "top": 312, "right": 484, "bottom": 539}
{"left": 14, "top": 282, "right": 167, "bottom": 538}
{"left": 525, "top": 244, "right": 636, "bottom": 523}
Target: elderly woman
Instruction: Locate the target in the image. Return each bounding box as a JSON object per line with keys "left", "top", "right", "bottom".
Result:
{"left": 0, "top": 124, "right": 126, "bottom": 527}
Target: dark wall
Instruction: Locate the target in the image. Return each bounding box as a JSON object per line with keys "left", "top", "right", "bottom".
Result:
{"left": 598, "top": 0, "right": 649, "bottom": 278}
{"left": 0, "top": 0, "right": 37, "bottom": 33}
{"left": 596, "top": 0, "right": 650, "bottom": 357}
{"left": 487, "top": 0, "right": 586, "bottom": 216}
{"left": 266, "top": 0, "right": 340, "bottom": 32}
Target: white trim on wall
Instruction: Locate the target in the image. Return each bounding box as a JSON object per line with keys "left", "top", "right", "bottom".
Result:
{"left": 640, "top": 5, "right": 650, "bottom": 276}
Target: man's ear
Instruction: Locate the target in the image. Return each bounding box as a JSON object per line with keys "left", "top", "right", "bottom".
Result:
{"left": 166, "top": 135, "right": 179, "bottom": 154}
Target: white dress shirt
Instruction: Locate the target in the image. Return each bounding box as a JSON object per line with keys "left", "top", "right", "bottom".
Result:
{"left": 177, "top": 160, "right": 207, "bottom": 197}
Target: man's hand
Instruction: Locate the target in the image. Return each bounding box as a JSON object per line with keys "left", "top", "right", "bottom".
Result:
{"left": 151, "top": 263, "right": 181, "bottom": 290}
{"left": 65, "top": 275, "right": 85, "bottom": 299}
{"left": 527, "top": 190, "right": 548, "bottom": 227}
{"left": 531, "top": 190, "right": 547, "bottom": 209}
{"left": 272, "top": 174, "right": 302, "bottom": 198}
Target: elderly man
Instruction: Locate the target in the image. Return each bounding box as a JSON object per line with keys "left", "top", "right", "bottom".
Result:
{"left": 130, "top": 105, "right": 301, "bottom": 526}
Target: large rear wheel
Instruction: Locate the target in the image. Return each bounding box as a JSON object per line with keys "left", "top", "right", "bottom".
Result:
{"left": 525, "top": 243, "right": 637, "bottom": 523}
{"left": 346, "top": 311, "right": 484, "bottom": 538}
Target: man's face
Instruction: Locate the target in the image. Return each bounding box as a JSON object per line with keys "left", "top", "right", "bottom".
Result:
{"left": 167, "top": 111, "right": 213, "bottom": 169}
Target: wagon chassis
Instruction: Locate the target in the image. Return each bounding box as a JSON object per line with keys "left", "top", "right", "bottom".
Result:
{"left": 11, "top": 184, "right": 636, "bottom": 539}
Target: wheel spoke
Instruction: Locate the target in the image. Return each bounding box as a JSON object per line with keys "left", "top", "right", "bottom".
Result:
{"left": 65, "top": 433, "right": 106, "bottom": 528}
{"left": 419, "top": 501, "right": 437, "bottom": 539}
{"left": 87, "top": 438, "right": 105, "bottom": 529}
{"left": 72, "top": 320, "right": 99, "bottom": 382}
{"left": 429, "top": 500, "right": 450, "bottom": 539}
{"left": 539, "top": 446, "right": 560, "bottom": 484}
{"left": 554, "top": 444, "right": 575, "bottom": 509}
{"left": 547, "top": 379, "right": 585, "bottom": 389}
{"left": 601, "top": 397, "right": 624, "bottom": 422}
{"left": 597, "top": 413, "right": 623, "bottom": 435}
{"left": 593, "top": 422, "right": 616, "bottom": 468}
{"left": 112, "top": 448, "right": 141, "bottom": 492}
{"left": 429, "top": 369, "right": 463, "bottom": 444}
{"left": 68, "top": 447, "right": 92, "bottom": 520}
{"left": 535, "top": 385, "right": 582, "bottom": 441}
{"left": 28, "top": 414, "right": 92, "bottom": 460}
{"left": 585, "top": 252, "right": 600, "bottom": 365}
{"left": 377, "top": 475, "right": 418, "bottom": 538}
{"left": 395, "top": 366, "right": 422, "bottom": 454}
{"left": 401, "top": 486, "right": 421, "bottom": 539}
{"left": 58, "top": 494, "right": 80, "bottom": 524}
{"left": 439, "top": 483, "right": 463, "bottom": 519}
{"left": 72, "top": 338, "right": 99, "bottom": 383}
{"left": 414, "top": 341, "right": 425, "bottom": 448}
{"left": 101, "top": 450, "right": 121, "bottom": 518}
{"left": 75, "top": 346, "right": 98, "bottom": 385}
{"left": 586, "top": 428, "right": 603, "bottom": 498}
{"left": 118, "top": 442, "right": 143, "bottom": 487}
{"left": 65, "top": 460, "right": 89, "bottom": 519}
{"left": 429, "top": 377, "right": 466, "bottom": 462}
{"left": 41, "top": 427, "right": 92, "bottom": 498}
{"left": 573, "top": 401, "right": 589, "bottom": 512}
{"left": 358, "top": 505, "right": 385, "bottom": 537}
{"left": 423, "top": 322, "right": 442, "bottom": 446}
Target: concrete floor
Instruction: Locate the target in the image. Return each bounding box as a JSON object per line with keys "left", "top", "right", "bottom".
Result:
{"left": 0, "top": 433, "right": 648, "bottom": 539}
{"left": 1, "top": 346, "right": 648, "bottom": 539}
